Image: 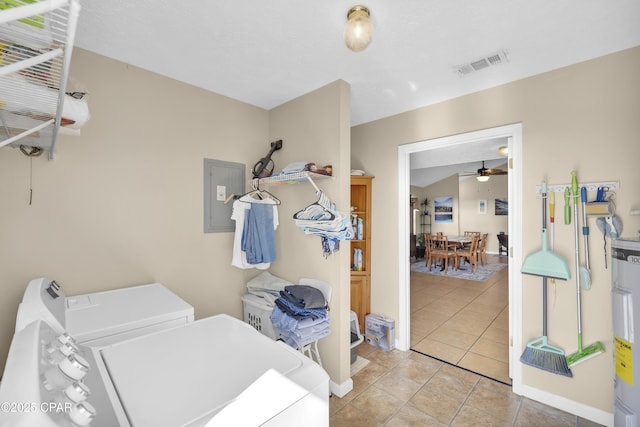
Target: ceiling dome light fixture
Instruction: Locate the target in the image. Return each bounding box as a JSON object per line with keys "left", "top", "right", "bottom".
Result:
{"left": 477, "top": 175, "right": 490, "bottom": 182}
{"left": 498, "top": 145, "right": 508, "bottom": 157}
{"left": 344, "top": 5, "right": 373, "bottom": 52}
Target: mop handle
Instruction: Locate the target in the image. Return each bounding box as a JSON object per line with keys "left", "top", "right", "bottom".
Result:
{"left": 541, "top": 182, "right": 548, "bottom": 336}
{"left": 564, "top": 188, "right": 571, "bottom": 225}
{"left": 581, "top": 187, "right": 590, "bottom": 270}
{"left": 572, "top": 172, "right": 583, "bottom": 336}
{"left": 549, "top": 191, "right": 555, "bottom": 251}
{"left": 549, "top": 191, "right": 556, "bottom": 285}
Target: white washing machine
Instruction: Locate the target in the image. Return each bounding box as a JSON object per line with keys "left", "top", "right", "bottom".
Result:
{"left": 15, "top": 277, "right": 194, "bottom": 346}
{"left": 0, "top": 315, "right": 329, "bottom": 426}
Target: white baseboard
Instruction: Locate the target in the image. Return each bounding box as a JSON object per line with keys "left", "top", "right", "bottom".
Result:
{"left": 330, "top": 378, "right": 353, "bottom": 398}
{"left": 516, "top": 383, "right": 614, "bottom": 426}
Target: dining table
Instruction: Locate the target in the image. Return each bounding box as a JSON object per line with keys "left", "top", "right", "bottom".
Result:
{"left": 447, "top": 235, "right": 472, "bottom": 247}
{"left": 430, "top": 235, "right": 472, "bottom": 271}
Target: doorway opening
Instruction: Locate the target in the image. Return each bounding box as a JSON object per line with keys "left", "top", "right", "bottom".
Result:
{"left": 397, "top": 124, "right": 523, "bottom": 389}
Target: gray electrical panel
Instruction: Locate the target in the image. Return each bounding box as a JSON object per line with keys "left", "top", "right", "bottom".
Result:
{"left": 204, "top": 159, "right": 245, "bottom": 233}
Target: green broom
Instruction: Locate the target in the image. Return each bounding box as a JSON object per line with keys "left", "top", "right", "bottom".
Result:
{"left": 520, "top": 181, "right": 572, "bottom": 377}
{"left": 566, "top": 171, "right": 605, "bottom": 367}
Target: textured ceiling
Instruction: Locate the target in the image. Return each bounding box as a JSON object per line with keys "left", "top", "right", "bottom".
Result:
{"left": 74, "top": 1, "right": 640, "bottom": 127}
{"left": 72, "top": 1, "right": 640, "bottom": 186}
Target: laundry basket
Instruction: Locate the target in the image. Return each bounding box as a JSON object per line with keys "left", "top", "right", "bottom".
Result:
{"left": 350, "top": 311, "right": 364, "bottom": 364}
{"left": 241, "top": 294, "right": 277, "bottom": 340}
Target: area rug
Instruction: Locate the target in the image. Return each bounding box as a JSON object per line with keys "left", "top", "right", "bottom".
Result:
{"left": 410, "top": 260, "right": 507, "bottom": 281}
{"left": 350, "top": 356, "right": 370, "bottom": 376}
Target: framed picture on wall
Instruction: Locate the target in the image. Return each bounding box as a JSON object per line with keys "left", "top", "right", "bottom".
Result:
{"left": 495, "top": 198, "right": 508, "bottom": 215}
{"left": 478, "top": 199, "right": 487, "bottom": 214}
{"left": 434, "top": 196, "right": 453, "bottom": 223}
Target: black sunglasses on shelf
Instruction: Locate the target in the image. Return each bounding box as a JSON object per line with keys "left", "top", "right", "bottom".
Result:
{"left": 67, "top": 91, "right": 87, "bottom": 99}
{"left": 48, "top": 87, "right": 89, "bottom": 99}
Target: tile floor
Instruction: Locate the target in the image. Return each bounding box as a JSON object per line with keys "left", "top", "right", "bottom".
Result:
{"left": 329, "top": 344, "right": 602, "bottom": 426}
{"left": 410, "top": 254, "right": 511, "bottom": 384}
{"left": 329, "top": 253, "right": 603, "bottom": 425}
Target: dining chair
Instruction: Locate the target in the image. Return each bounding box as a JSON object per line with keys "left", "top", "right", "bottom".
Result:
{"left": 462, "top": 231, "right": 478, "bottom": 248}
{"left": 457, "top": 235, "right": 479, "bottom": 271}
{"left": 430, "top": 236, "right": 457, "bottom": 272}
{"left": 477, "top": 233, "right": 488, "bottom": 265}
{"left": 424, "top": 234, "right": 433, "bottom": 268}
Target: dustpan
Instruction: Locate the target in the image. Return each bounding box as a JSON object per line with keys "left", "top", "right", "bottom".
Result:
{"left": 520, "top": 183, "right": 572, "bottom": 377}
{"left": 521, "top": 229, "right": 571, "bottom": 280}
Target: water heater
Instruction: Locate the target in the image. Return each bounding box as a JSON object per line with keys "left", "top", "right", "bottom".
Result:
{"left": 612, "top": 238, "right": 640, "bottom": 426}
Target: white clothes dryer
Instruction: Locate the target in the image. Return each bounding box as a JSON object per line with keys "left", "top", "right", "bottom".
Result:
{"left": 15, "top": 277, "right": 194, "bottom": 346}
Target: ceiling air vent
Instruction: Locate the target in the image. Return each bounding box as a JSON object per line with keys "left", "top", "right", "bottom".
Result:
{"left": 456, "top": 50, "right": 509, "bottom": 77}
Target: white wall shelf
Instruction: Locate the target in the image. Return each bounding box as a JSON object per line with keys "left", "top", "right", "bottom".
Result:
{"left": 252, "top": 171, "right": 332, "bottom": 191}
{"left": 0, "top": 0, "right": 81, "bottom": 158}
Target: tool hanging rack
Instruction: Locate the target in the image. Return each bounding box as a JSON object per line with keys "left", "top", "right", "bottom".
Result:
{"left": 536, "top": 180, "right": 619, "bottom": 216}
{"left": 0, "top": 0, "right": 81, "bottom": 159}
{"left": 535, "top": 181, "right": 619, "bottom": 194}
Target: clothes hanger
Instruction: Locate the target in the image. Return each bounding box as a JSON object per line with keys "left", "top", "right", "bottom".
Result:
{"left": 292, "top": 174, "right": 337, "bottom": 219}
{"left": 258, "top": 188, "right": 281, "bottom": 205}
{"left": 293, "top": 202, "right": 335, "bottom": 221}
{"left": 293, "top": 190, "right": 336, "bottom": 221}
{"left": 238, "top": 181, "right": 281, "bottom": 205}
{"left": 239, "top": 188, "right": 262, "bottom": 201}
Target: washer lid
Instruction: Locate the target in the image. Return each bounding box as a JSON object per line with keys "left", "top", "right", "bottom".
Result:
{"left": 66, "top": 283, "right": 193, "bottom": 342}
{"left": 101, "top": 315, "right": 307, "bottom": 427}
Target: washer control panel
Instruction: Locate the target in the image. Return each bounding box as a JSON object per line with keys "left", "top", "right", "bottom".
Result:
{"left": 0, "top": 321, "right": 97, "bottom": 426}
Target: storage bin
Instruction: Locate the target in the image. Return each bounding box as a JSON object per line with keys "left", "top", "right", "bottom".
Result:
{"left": 365, "top": 313, "right": 395, "bottom": 351}
{"left": 350, "top": 311, "right": 364, "bottom": 364}
{"left": 241, "top": 294, "right": 277, "bottom": 340}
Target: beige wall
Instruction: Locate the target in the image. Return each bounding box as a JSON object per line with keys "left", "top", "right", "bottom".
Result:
{"left": 0, "top": 50, "right": 352, "bottom": 387}
{"left": 351, "top": 46, "right": 640, "bottom": 415}
{"left": 267, "top": 80, "right": 352, "bottom": 386}
{"left": 0, "top": 48, "right": 267, "bottom": 372}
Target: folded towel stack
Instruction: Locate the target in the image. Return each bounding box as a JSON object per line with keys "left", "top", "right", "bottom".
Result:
{"left": 245, "top": 271, "right": 294, "bottom": 305}
{"left": 271, "top": 285, "right": 330, "bottom": 350}
{"left": 281, "top": 162, "right": 309, "bottom": 174}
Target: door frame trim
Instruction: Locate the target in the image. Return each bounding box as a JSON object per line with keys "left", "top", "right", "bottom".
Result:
{"left": 397, "top": 123, "right": 523, "bottom": 389}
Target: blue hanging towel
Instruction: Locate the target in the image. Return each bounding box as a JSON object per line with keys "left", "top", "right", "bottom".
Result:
{"left": 242, "top": 203, "right": 276, "bottom": 264}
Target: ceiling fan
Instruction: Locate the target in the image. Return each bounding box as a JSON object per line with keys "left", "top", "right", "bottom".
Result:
{"left": 462, "top": 160, "right": 508, "bottom": 181}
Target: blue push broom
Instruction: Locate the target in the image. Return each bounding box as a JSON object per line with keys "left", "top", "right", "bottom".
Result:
{"left": 520, "top": 181, "right": 572, "bottom": 377}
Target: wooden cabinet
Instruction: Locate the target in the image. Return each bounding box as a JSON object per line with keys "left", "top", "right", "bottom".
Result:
{"left": 350, "top": 275, "right": 369, "bottom": 333}
{"left": 350, "top": 176, "right": 373, "bottom": 333}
